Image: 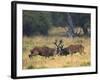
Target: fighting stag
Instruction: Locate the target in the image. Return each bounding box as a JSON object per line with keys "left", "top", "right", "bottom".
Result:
{"left": 29, "top": 47, "right": 56, "bottom": 58}
{"left": 58, "top": 40, "right": 85, "bottom": 55}
{"left": 29, "top": 40, "right": 62, "bottom": 58}
{"left": 67, "top": 44, "right": 85, "bottom": 55}
{"left": 28, "top": 39, "right": 85, "bottom": 58}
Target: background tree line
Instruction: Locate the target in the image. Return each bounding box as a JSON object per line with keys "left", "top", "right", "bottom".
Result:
{"left": 23, "top": 10, "right": 90, "bottom": 37}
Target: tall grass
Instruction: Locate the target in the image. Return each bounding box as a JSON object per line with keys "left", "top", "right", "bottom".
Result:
{"left": 22, "top": 27, "right": 91, "bottom": 69}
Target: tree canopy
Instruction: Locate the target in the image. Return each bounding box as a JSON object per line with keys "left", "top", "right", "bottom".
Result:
{"left": 23, "top": 10, "right": 90, "bottom": 37}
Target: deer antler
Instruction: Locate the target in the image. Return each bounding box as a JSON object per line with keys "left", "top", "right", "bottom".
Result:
{"left": 53, "top": 39, "right": 64, "bottom": 54}
{"left": 54, "top": 40, "right": 58, "bottom": 47}
{"left": 59, "top": 40, "right": 64, "bottom": 49}
{"left": 54, "top": 39, "right": 64, "bottom": 47}
{"left": 58, "top": 40, "right": 63, "bottom": 46}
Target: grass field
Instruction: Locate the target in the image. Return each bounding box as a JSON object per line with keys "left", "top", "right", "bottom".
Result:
{"left": 22, "top": 27, "right": 91, "bottom": 69}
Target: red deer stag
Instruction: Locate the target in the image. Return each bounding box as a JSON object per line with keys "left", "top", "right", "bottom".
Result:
{"left": 67, "top": 44, "right": 85, "bottom": 55}
{"left": 58, "top": 40, "right": 85, "bottom": 55}
{"left": 29, "top": 47, "right": 55, "bottom": 58}
{"left": 29, "top": 40, "right": 62, "bottom": 58}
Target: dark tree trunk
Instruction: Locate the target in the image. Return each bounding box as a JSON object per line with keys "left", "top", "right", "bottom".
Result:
{"left": 82, "top": 26, "right": 89, "bottom": 37}
{"left": 66, "top": 13, "right": 75, "bottom": 38}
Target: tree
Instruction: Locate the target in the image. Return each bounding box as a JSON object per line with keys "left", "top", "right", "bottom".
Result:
{"left": 23, "top": 10, "right": 90, "bottom": 37}
{"left": 23, "top": 11, "right": 52, "bottom": 36}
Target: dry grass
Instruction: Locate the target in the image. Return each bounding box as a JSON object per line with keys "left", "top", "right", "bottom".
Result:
{"left": 22, "top": 27, "right": 91, "bottom": 69}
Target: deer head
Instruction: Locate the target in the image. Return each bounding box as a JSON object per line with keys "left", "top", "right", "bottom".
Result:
{"left": 53, "top": 39, "right": 64, "bottom": 55}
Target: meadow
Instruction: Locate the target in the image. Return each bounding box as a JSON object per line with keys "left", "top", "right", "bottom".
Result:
{"left": 22, "top": 27, "right": 91, "bottom": 69}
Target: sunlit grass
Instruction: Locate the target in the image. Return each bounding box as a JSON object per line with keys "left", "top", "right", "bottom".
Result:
{"left": 22, "top": 27, "right": 91, "bottom": 69}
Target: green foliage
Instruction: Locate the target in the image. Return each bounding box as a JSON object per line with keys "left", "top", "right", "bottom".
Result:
{"left": 23, "top": 11, "right": 52, "bottom": 36}
{"left": 23, "top": 10, "right": 90, "bottom": 37}
{"left": 51, "top": 12, "right": 68, "bottom": 27}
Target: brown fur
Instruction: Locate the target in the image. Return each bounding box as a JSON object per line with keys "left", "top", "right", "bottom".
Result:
{"left": 29, "top": 47, "right": 56, "bottom": 58}
{"left": 67, "top": 44, "right": 85, "bottom": 55}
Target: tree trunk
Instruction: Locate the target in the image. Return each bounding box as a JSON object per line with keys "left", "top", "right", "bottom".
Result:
{"left": 66, "top": 13, "right": 75, "bottom": 38}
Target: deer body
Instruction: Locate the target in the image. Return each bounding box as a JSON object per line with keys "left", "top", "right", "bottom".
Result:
{"left": 29, "top": 40, "right": 85, "bottom": 58}
{"left": 29, "top": 40, "right": 62, "bottom": 58}
{"left": 59, "top": 41, "right": 85, "bottom": 55}
{"left": 66, "top": 44, "right": 85, "bottom": 55}
{"left": 29, "top": 47, "right": 56, "bottom": 58}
